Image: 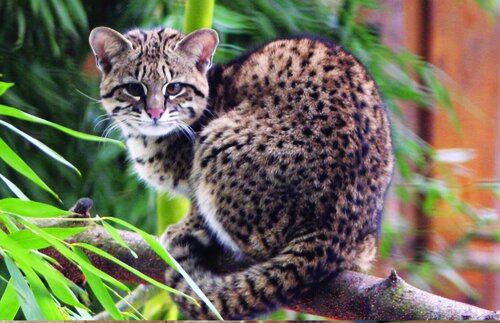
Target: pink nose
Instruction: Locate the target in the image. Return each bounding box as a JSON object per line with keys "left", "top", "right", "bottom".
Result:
{"left": 147, "top": 108, "right": 164, "bottom": 120}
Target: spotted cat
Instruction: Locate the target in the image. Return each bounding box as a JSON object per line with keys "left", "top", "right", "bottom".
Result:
{"left": 89, "top": 26, "right": 394, "bottom": 319}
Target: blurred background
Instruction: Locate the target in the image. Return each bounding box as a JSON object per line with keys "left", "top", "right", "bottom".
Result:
{"left": 0, "top": 0, "right": 498, "bottom": 318}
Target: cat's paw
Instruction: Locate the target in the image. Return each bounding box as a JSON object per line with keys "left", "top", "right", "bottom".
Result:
{"left": 160, "top": 223, "right": 212, "bottom": 254}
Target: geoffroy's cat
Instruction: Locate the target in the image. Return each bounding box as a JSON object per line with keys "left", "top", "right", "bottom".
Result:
{"left": 89, "top": 26, "right": 394, "bottom": 319}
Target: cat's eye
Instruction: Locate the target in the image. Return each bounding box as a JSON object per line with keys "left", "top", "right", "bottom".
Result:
{"left": 165, "top": 83, "right": 183, "bottom": 96}
{"left": 124, "top": 83, "right": 145, "bottom": 97}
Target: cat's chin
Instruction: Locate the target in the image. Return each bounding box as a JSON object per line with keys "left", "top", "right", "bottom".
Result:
{"left": 128, "top": 124, "right": 177, "bottom": 137}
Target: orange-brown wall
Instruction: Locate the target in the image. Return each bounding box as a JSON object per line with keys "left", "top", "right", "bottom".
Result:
{"left": 428, "top": 0, "right": 499, "bottom": 310}
{"left": 370, "top": 0, "right": 499, "bottom": 310}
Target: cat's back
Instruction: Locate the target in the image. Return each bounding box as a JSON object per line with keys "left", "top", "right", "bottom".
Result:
{"left": 207, "top": 36, "right": 392, "bottom": 163}
{"left": 210, "top": 37, "right": 387, "bottom": 128}
{"left": 195, "top": 36, "right": 394, "bottom": 257}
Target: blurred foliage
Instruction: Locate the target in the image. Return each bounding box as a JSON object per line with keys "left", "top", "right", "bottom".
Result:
{"left": 0, "top": 0, "right": 498, "bottom": 320}
{"left": 0, "top": 0, "right": 158, "bottom": 231}
{"left": 0, "top": 83, "right": 216, "bottom": 319}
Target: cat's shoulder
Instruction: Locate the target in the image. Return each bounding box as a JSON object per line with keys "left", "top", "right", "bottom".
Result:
{"left": 222, "top": 35, "right": 355, "bottom": 67}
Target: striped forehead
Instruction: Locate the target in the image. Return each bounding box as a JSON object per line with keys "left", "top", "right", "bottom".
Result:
{"left": 125, "top": 28, "right": 183, "bottom": 81}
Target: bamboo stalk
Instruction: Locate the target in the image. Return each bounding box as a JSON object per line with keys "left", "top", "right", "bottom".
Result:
{"left": 155, "top": 0, "right": 215, "bottom": 234}
{"left": 183, "top": 0, "right": 215, "bottom": 33}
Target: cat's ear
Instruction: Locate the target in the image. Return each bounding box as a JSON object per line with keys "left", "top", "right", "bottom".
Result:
{"left": 175, "top": 28, "right": 219, "bottom": 73}
{"left": 89, "top": 27, "right": 132, "bottom": 74}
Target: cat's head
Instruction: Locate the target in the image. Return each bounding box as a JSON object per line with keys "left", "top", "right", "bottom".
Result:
{"left": 89, "top": 27, "right": 218, "bottom": 137}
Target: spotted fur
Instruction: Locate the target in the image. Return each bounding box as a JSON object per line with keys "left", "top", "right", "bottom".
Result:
{"left": 90, "top": 27, "right": 394, "bottom": 319}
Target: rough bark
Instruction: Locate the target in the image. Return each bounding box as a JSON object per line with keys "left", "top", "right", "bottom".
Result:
{"left": 23, "top": 199, "right": 500, "bottom": 320}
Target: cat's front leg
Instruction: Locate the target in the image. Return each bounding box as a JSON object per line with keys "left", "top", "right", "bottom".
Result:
{"left": 160, "top": 205, "right": 221, "bottom": 285}
{"left": 160, "top": 206, "right": 212, "bottom": 256}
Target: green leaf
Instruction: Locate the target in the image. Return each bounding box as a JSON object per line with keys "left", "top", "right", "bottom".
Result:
{"left": 23, "top": 263, "right": 65, "bottom": 319}
{"left": 0, "top": 212, "right": 20, "bottom": 232}
{"left": 0, "top": 138, "right": 59, "bottom": 198}
{"left": 71, "top": 307, "right": 93, "bottom": 320}
{"left": 0, "top": 173, "right": 29, "bottom": 200}
{"left": 0, "top": 82, "right": 14, "bottom": 96}
{"left": 9, "top": 227, "right": 88, "bottom": 250}
{"left": 15, "top": 8, "right": 26, "bottom": 48}
{"left": 33, "top": 257, "right": 87, "bottom": 310}
{"left": 104, "top": 217, "right": 223, "bottom": 319}
{"left": 143, "top": 290, "right": 175, "bottom": 320}
{"left": 0, "top": 120, "right": 81, "bottom": 176}
{"left": 420, "top": 68, "right": 461, "bottom": 135}
{"left": 101, "top": 220, "right": 138, "bottom": 258}
{"left": 1, "top": 231, "right": 67, "bottom": 319}
{"left": 74, "top": 242, "right": 193, "bottom": 300}
{"left": 37, "top": 0, "right": 60, "bottom": 56}
{"left": 0, "top": 199, "right": 72, "bottom": 218}
{"left": 64, "top": 0, "right": 88, "bottom": 29}
{"left": 0, "top": 278, "right": 21, "bottom": 320}
{"left": 0, "top": 104, "right": 125, "bottom": 148}
{"left": 28, "top": 0, "right": 41, "bottom": 16}
{"left": 105, "top": 217, "right": 177, "bottom": 269}
{"left": 14, "top": 217, "right": 129, "bottom": 292}
{"left": 3, "top": 254, "right": 45, "bottom": 320}
{"left": 49, "top": 0, "right": 77, "bottom": 35}
{"left": 73, "top": 248, "right": 124, "bottom": 320}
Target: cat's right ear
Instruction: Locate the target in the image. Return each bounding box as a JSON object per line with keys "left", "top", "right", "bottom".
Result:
{"left": 175, "top": 28, "right": 219, "bottom": 73}
{"left": 89, "top": 27, "right": 132, "bottom": 74}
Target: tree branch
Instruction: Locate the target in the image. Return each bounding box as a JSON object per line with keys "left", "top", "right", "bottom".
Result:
{"left": 29, "top": 199, "right": 500, "bottom": 320}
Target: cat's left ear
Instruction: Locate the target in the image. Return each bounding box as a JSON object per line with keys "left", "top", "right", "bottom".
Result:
{"left": 175, "top": 28, "right": 219, "bottom": 73}
{"left": 89, "top": 27, "right": 132, "bottom": 74}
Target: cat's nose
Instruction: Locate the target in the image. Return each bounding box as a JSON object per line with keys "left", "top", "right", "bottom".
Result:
{"left": 146, "top": 108, "right": 165, "bottom": 121}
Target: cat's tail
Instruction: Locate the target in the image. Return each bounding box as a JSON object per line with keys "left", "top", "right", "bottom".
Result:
{"left": 166, "top": 230, "right": 345, "bottom": 319}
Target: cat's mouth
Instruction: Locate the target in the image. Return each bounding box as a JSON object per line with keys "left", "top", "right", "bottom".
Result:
{"left": 114, "top": 107, "right": 189, "bottom": 137}
{"left": 135, "top": 121, "right": 178, "bottom": 137}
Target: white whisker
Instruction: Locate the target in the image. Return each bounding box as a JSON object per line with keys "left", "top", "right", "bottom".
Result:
{"left": 102, "top": 118, "right": 127, "bottom": 138}
{"left": 75, "top": 88, "right": 102, "bottom": 103}
{"left": 175, "top": 121, "right": 196, "bottom": 143}
{"left": 94, "top": 115, "right": 112, "bottom": 131}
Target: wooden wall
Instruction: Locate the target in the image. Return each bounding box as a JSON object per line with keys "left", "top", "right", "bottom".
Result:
{"left": 369, "top": 0, "right": 499, "bottom": 310}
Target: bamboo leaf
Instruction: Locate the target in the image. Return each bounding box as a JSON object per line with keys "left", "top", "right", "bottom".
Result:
{"left": 3, "top": 254, "right": 44, "bottom": 320}
{"left": 101, "top": 220, "right": 138, "bottom": 258}
{"left": 0, "top": 104, "right": 125, "bottom": 148}
{"left": 28, "top": 0, "right": 41, "bottom": 16}
{"left": 0, "top": 120, "right": 81, "bottom": 176}
{"left": 15, "top": 8, "right": 26, "bottom": 47}
{"left": 72, "top": 307, "right": 94, "bottom": 320}
{"left": 73, "top": 242, "right": 194, "bottom": 300}
{"left": 0, "top": 212, "right": 20, "bottom": 232}
{"left": 104, "top": 217, "right": 178, "bottom": 269}
{"left": 49, "top": 0, "right": 77, "bottom": 34}
{"left": 64, "top": 0, "right": 88, "bottom": 29}
{"left": 0, "top": 278, "right": 21, "bottom": 320}
{"left": 104, "top": 217, "right": 224, "bottom": 319}
{"left": 9, "top": 227, "right": 88, "bottom": 250}
{"left": 0, "top": 82, "right": 14, "bottom": 96}
{"left": 37, "top": 0, "right": 60, "bottom": 56}
{"left": 0, "top": 139, "right": 59, "bottom": 199}
{"left": 34, "top": 258, "right": 87, "bottom": 309}
{"left": 23, "top": 263, "right": 65, "bottom": 319}
{"left": 73, "top": 248, "right": 124, "bottom": 320}
{"left": 0, "top": 198, "right": 72, "bottom": 218}
{"left": 14, "top": 217, "right": 130, "bottom": 292}
{"left": 0, "top": 173, "right": 29, "bottom": 200}
{"left": 1, "top": 231, "right": 65, "bottom": 319}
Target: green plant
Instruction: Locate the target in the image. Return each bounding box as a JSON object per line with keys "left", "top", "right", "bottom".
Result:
{"left": 0, "top": 0, "right": 497, "bottom": 319}
{"left": 0, "top": 0, "right": 157, "bottom": 229}
{"left": 0, "top": 81, "right": 221, "bottom": 319}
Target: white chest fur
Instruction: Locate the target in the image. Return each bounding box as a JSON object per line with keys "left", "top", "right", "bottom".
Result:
{"left": 195, "top": 180, "right": 243, "bottom": 255}
{"left": 126, "top": 136, "right": 190, "bottom": 196}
